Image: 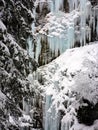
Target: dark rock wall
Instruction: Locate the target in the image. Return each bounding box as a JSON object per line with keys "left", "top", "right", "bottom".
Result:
{"left": 77, "top": 98, "right": 98, "bottom": 126}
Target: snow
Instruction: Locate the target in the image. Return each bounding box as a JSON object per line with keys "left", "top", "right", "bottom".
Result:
{"left": 70, "top": 120, "right": 98, "bottom": 130}
{"left": 35, "top": 42, "right": 98, "bottom": 130}
{"left": 0, "top": 91, "right": 6, "bottom": 109}
{"left": 0, "top": 20, "right": 6, "bottom": 31}
{"left": 9, "top": 116, "right": 16, "bottom": 126}
{"left": 19, "top": 114, "right": 32, "bottom": 127}
{"left": 0, "top": 41, "right": 10, "bottom": 56}
{"left": 40, "top": 43, "right": 98, "bottom": 103}
{"left": 31, "top": 129, "right": 41, "bottom": 130}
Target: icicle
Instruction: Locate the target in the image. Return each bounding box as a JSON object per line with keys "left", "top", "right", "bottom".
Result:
{"left": 47, "top": 0, "right": 64, "bottom": 12}
{"left": 68, "top": 0, "right": 79, "bottom": 12}
{"left": 47, "top": 35, "right": 68, "bottom": 59}
{"left": 80, "top": 27, "right": 86, "bottom": 46}
{"left": 27, "top": 4, "right": 35, "bottom": 59}
{"left": 74, "top": 0, "right": 79, "bottom": 10}
{"left": 45, "top": 93, "right": 52, "bottom": 130}
{"left": 39, "top": 1, "right": 43, "bottom": 12}
{"left": 23, "top": 98, "right": 30, "bottom": 114}
{"left": 54, "top": 0, "right": 64, "bottom": 12}
{"left": 44, "top": 96, "right": 61, "bottom": 130}
{"left": 27, "top": 37, "right": 34, "bottom": 59}
{"left": 80, "top": 0, "right": 87, "bottom": 46}
{"left": 61, "top": 113, "right": 75, "bottom": 130}
{"left": 96, "top": 7, "right": 98, "bottom": 38}
{"left": 80, "top": 0, "right": 87, "bottom": 27}
{"left": 47, "top": 0, "right": 54, "bottom": 12}
{"left": 35, "top": 35, "right": 41, "bottom": 63}
{"left": 86, "top": 27, "right": 91, "bottom": 42}
{"left": 67, "top": 25, "right": 75, "bottom": 48}
{"left": 68, "top": 0, "right": 74, "bottom": 12}
{"left": 86, "top": 1, "right": 92, "bottom": 20}
{"left": 93, "top": 6, "right": 98, "bottom": 39}
{"left": 23, "top": 97, "right": 25, "bottom": 112}
{"left": 97, "top": 17, "right": 98, "bottom": 37}
{"left": 93, "top": 7, "right": 96, "bottom": 33}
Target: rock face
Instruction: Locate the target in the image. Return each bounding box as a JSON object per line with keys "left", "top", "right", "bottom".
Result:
{"left": 77, "top": 99, "right": 98, "bottom": 126}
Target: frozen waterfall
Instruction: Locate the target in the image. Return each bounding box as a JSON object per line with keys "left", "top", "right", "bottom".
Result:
{"left": 26, "top": 1, "right": 98, "bottom": 129}
{"left": 32, "top": 1, "right": 98, "bottom": 130}
{"left": 27, "top": 0, "right": 98, "bottom": 66}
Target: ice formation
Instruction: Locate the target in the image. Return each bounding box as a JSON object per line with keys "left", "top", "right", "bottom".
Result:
{"left": 25, "top": 0, "right": 98, "bottom": 130}
{"left": 27, "top": 0, "right": 98, "bottom": 66}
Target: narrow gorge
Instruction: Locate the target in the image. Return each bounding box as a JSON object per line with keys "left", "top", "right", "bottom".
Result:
{"left": 0, "top": 0, "right": 98, "bottom": 130}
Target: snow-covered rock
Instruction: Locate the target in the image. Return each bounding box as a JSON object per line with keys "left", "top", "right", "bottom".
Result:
{"left": 36, "top": 42, "right": 98, "bottom": 130}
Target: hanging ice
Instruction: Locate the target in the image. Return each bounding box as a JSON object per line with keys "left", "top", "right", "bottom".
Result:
{"left": 29, "top": 0, "right": 98, "bottom": 66}
{"left": 67, "top": 25, "right": 74, "bottom": 48}
{"left": 27, "top": 36, "right": 34, "bottom": 59}
{"left": 44, "top": 87, "right": 61, "bottom": 130}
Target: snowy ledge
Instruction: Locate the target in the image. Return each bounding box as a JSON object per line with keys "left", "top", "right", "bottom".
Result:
{"left": 37, "top": 42, "right": 98, "bottom": 103}
{"left": 35, "top": 42, "right": 98, "bottom": 129}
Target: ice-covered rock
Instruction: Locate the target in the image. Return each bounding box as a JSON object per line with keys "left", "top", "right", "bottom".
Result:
{"left": 31, "top": 0, "right": 98, "bottom": 66}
